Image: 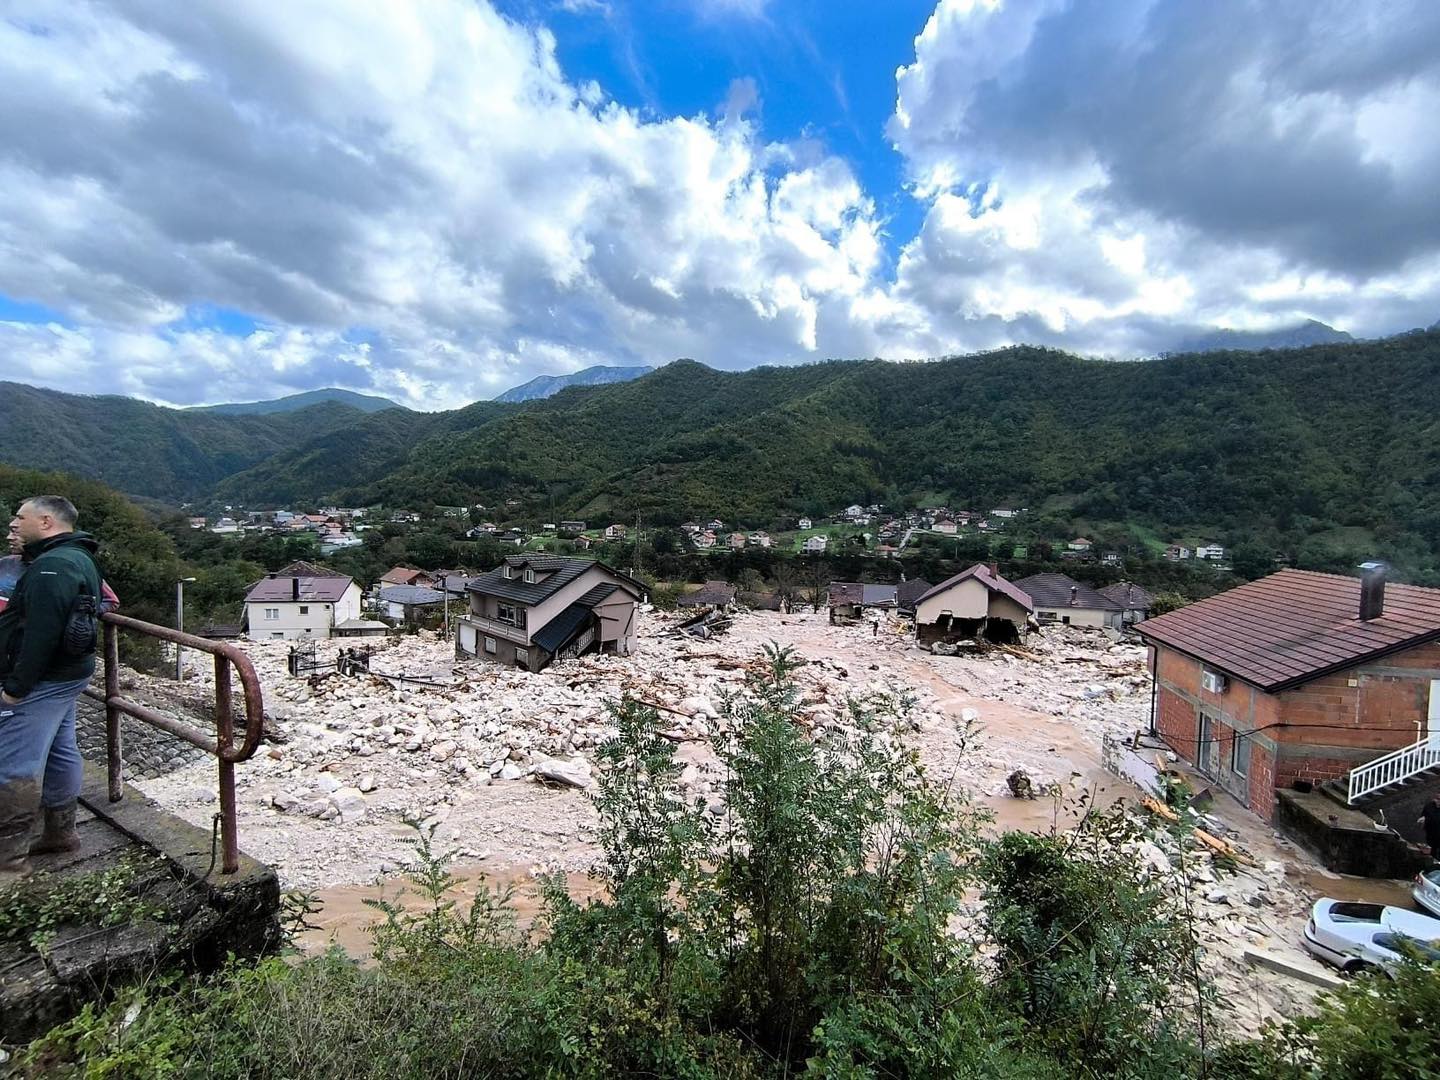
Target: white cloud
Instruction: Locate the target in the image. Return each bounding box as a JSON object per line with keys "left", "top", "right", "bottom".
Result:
{"left": 0, "top": 0, "right": 880, "bottom": 407}
{"left": 887, "top": 0, "right": 1440, "bottom": 355}
{"left": 2, "top": 0, "right": 1439, "bottom": 412}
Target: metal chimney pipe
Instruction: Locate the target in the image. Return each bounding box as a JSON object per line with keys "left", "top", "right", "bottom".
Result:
{"left": 1358, "top": 562, "right": 1386, "bottom": 620}
{"left": 292, "top": 576, "right": 300, "bottom": 602}
{"left": 1070, "top": 584, "right": 1078, "bottom": 607}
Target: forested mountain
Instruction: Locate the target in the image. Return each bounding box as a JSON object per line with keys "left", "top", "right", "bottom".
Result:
{"left": 5, "top": 333, "right": 1440, "bottom": 575}
{"left": 495, "top": 364, "right": 655, "bottom": 403}
{"left": 1172, "top": 318, "right": 1353, "bottom": 354}
{"left": 0, "top": 382, "right": 375, "bottom": 500}
{"left": 194, "top": 388, "right": 403, "bottom": 415}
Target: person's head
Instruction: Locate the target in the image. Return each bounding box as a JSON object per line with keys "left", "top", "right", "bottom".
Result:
{"left": 10, "top": 495, "right": 79, "bottom": 546}
{"left": 6, "top": 520, "right": 20, "bottom": 555}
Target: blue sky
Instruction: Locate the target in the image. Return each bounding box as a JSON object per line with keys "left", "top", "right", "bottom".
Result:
{"left": 2, "top": 1, "right": 1439, "bottom": 409}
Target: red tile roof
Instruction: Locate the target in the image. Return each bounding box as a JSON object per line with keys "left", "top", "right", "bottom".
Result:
{"left": 1136, "top": 569, "right": 1440, "bottom": 692}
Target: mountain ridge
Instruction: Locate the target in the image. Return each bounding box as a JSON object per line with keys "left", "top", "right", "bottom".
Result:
{"left": 194, "top": 388, "right": 404, "bottom": 415}
{"left": 495, "top": 364, "right": 655, "bottom": 403}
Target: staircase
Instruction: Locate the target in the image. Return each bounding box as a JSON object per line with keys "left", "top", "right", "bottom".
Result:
{"left": 1347, "top": 734, "right": 1440, "bottom": 803}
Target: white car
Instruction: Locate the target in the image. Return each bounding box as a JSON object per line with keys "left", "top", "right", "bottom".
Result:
{"left": 1414, "top": 868, "right": 1440, "bottom": 918}
{"left": 1302, "top": 898, "right": 1440, "bottom": 976}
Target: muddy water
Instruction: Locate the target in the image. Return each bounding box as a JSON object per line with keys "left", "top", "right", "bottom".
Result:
{"left": 1290, "top": 868, "right": 1418, "bottom": 909}
{"left": 296, "top": 866, "right": 603, "bottom": 959}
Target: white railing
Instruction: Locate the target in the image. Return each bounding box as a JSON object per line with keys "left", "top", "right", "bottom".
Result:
{"left": 1348, "top": 735, "right": 1440, "bottom": 803}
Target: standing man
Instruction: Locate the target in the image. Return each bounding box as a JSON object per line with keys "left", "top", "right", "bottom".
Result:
{"left": 1418, "top": 792, "right": 1440, "bottom": 862}
{"left": 0, "top": 496, "right": 103, "bottom": 884}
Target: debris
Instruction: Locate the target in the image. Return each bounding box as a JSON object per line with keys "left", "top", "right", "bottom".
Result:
{"left": 1006, "top": 769, "right": 1036, "bottom": 799}
{"left": 533, "top": 757, "right": 593, "bottom": 791}
{"left": 1242, "top": 949, "right": 1345, "bottom": 989}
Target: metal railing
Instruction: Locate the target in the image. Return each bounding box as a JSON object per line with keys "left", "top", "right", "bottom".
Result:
{"left": 1347, "top": 733, "right": 1440, "bottom": 803}
{"left": 82, "top": 612, "right": 265, "bottom": 874}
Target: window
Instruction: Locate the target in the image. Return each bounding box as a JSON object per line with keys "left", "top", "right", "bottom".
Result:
{"left": 1231, "top": 732, "right": 1250, "bottom": 778}
{"left": 497, "top": 602, "right": 520, "bottom": 626}
{"left": 270, "top": 632, "right": 283, "bottom": 639}
{"left": 264, "top": 608, "right": 279, "bottom": 620}
{"left": 484, "top": 636, "right": 497, "bottom": 654}
{"left": 299, "top": 606, "right": 309, "bottom": 615}
{"left": 524, "top": 568, "right": 535, "bottom": 583}
{"left": 515, "top": 648, "right": 528, "bottom": 666}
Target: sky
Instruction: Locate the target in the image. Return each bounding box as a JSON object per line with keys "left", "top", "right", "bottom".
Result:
{"left": 2, "top": 0, "right": 1439, "bottom": 411}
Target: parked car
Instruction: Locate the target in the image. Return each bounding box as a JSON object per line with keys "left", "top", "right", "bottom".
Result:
{"left": 1414, "top": 868, "right": 1440, "bottom": 918}
{"left": 1302, "top": 898, "right": 1440, "bottom": 975}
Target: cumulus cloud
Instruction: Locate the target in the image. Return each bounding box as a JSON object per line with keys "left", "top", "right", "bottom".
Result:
{"left": 0, "top": 0, "right": 882, "bottom": 407}
{"left": 1, "top": 0, "right": 1438, "bottom": 410}
{"left": 888, "top": 0, "right": 1440, "bottom": 353}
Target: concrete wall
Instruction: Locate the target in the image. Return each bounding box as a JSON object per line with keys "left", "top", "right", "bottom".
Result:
{"left": 1153, "top": 640, "right": 1440, "bottom": 821}
{"left": 1034, "top": 605, "right": 1118, "bottom": 629}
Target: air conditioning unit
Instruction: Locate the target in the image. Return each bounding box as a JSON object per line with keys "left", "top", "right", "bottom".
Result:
{"left": 1201, "top": 670, "right": 1227, "bottom": 694}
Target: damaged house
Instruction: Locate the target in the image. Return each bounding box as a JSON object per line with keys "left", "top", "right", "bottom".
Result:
{"left": 912, "top": 563, "right": 1033, "bottom": 645}
{"left": 677, "top": 580, "right": 738, "bottom": 610}
{"left": 1014, "top": 573, "right": 1124, "bottom": 630}
{"left": 458, "top": 556, "right": 645, "bottom": 672}
{"left": 828, "top": 582, "right": 897, "bottom": 623}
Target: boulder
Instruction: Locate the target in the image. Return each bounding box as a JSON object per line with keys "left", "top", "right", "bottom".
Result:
{"left": 533, "top": 757, "right": 593, "bottom": 790}
{"left": 329, "top": 787, "right": 368, "bottom": 823}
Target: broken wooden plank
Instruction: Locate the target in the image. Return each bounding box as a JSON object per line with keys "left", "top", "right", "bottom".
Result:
{"left": 1141, "top": 796, "right": 1180, "bottom": 822}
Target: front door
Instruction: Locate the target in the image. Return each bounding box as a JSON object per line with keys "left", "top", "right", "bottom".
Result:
{"left": 1428, "top": 680, "right": 1440, "bottom": 748}
{"left": 1197, "top": 711, "right": 1216, "bottom": 775}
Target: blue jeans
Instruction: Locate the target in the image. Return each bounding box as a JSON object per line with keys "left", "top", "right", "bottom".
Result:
{"left": 0, "top": 677, "right": 90, "bottom": 808}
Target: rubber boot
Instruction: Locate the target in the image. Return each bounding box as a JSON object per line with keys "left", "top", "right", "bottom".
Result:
{"left": 0, "top": 779, "right": 41, "bottom": 888}
{"left": 30, "top": 799, "right": 80, "bottom": 856}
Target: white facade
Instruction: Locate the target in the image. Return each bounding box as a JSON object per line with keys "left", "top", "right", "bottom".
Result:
{"left": 803, "top": 535, "right": 828, "bottom": 553}
{"left": 245, "top": 581, "right": 363, "bottom": 641}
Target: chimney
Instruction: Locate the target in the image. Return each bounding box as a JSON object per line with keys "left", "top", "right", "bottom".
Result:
{"left": 987, "top": 561, "right": 999, "bottom": 578}
{"left": 1358, "top": 561, "right": 1386, "bottom": 620}
{"left": 1070, "top": 585, "right": 1079, "bottom": 607}
{"left": 292, "top": 577, "right": 300, "bottom": 602}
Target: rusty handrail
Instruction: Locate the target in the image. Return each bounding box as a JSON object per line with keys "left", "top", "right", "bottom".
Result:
{"left": 81, "top": 611, "right": 265, "bottom": 875}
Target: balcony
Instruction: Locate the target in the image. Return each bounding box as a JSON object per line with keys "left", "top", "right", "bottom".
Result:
{"left": 462, "top": 614, "right": 528, "bottom": 644}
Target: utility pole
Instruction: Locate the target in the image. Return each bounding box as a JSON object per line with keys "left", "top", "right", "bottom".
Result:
{"left": 175, "top": 576, "right": 196, "bottom": 680}
{"left": 441, "top": 574, "right": 450, "bottom": 640}
{"left": 633, "top": 510, "right": 642, "bottom": 578}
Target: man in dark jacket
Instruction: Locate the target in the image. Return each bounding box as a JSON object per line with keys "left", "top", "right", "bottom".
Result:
{"left": 0, "top": 496, "right": 103, "bottom": 885}
{"left": 1419, "top": 792, "right": 1440, "bottom": 861}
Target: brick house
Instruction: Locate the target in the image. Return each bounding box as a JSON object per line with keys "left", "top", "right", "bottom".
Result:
{"left": 1137, "top": 565, "right": 1440, "bottom": 821}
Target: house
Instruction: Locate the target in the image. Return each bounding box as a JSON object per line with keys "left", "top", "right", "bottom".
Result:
{"left": 379, "top": 566, "right": 435, "bottom": 589}
{"left": 747, "top": 531, "right": 772, "bottom": 548}
{"left": 693, "top": 530, "right": 717, "bottom": 549}
{"left": 843, "top": 505, "right": 865, "bottom": 520}
{"left": 1067, "top": 538, "right": 1093, "bottom": 552}
{"left": 497, "top": 529, "right": 526, "bottom": 546}
{"left": 1098, "top": 581, "right": 1154, "bottom": 624}
{"left": 376, "top": 584, "right": 448, "bottom": 623}
{"left": 243, "top": 573, "right": 363, "bottom": 640}
{"left": 319, "top": 533, "right": 364, "bottom": 554}
{"left": 210, "top": 517, "right": 240, "bottom": 534}
{"left": 1164, "top": 544, "right": 1192, "bottom": 561}
{"left": 335, "top": 618, "right": 389, "bottom": 638}
{"left": 828, "top": 582, "right": 898, "bottom": 623}
{"left": 990, "top": 508, "right": 1019, "bottom": 519}
{"left": 1100, "top": 552, "right": 1123, "bottom": 568}
{"left": 457, "top": 556, "right": 644, "bottom": 671}
{"left": 1015, "top": 573, "right": 1123, "bottom": 630}
{"left": 932, "top": 517, "right": 958, "bottom": 535}
{"left": 276, "top": 559, "right": 348, "bottom": 579}
{"left": 680, "top": 521, "right": 701, "bottom": 534}
{"left": 913, "top": 564, "right": 1033, "bottom": 645}
{"left": 1136, "top": 564, "right": 1440, "bottom": 823}
{"left": 803, "top": 535, "right": 828, "bottom": 554}
{"left": 740, "top": 590, "right": 789, "bottom": 613}
{"left": 1195, "top": 542, "right": 1226, "bottom": 561}
{"left": 559, "top": 520, "right": 588, "bottom": 534}
{"left": 187, "top": 516, "right": 207, "bottom": 529}
{"left": 605, "top": 524, "right": 628, "bottom": 541}
{"left": 728, "top": 532, "right": 748, "bottom": 550}
{"left": 896, "top": 578, "right": 933, "bottom": 618}
{"left": 797, "top": 518, "right": 812, "bottom": 530}
{"left": 706, "top": 519, "right": 725, "bottom": 531}
{"left": 677, "top": 580, "right": 738, "bottom": 609}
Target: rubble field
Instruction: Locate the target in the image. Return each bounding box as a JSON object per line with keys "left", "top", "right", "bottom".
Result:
{"left": 132, "top": 608, "right": 1385, "bottom": 1035}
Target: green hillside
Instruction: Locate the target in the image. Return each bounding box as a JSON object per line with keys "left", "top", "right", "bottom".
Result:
{"left": 0, "top": 382, "right": 372, "bottom": 501}
{"left": 5, "top": 333, "right": 1440, "bottom": 576}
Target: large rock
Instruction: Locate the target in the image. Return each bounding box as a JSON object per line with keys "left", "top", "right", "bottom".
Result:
{"left": 328, "top": 787, "right": 368, "bottom": 823}
{"left": 533, "top": 757, "right": 593, "bottom": 790}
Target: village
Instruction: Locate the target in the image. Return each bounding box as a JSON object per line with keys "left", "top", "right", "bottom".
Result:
{"left": 106, "top": 542, "right": 1440, "bottom": 1040}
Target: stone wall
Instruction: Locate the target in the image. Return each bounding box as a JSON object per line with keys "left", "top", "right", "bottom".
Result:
{"left": 74, "top": 697, "right": 208, "bottom": 780}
